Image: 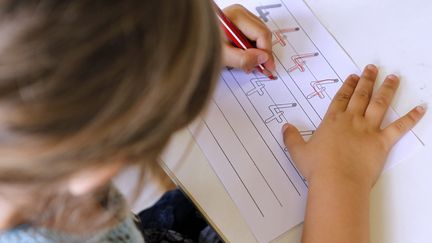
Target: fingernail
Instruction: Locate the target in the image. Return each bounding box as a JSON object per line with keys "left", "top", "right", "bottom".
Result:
{"left": 257, "top": 54, "right": 269, "bottom": 64}
{"left": 366, "top": 64, "right": 378, "bottom": 73}
{"left": 350, "top": 74, "right": 360, "bottom": 79}
{"left": 282, "top": 123, "right": 290, "bottom": 132}
{"left": 387, "top": 74, "right": 399, "bottom": 82}
{"left": 417, "top": 103, "right": 428, "bottom": 113}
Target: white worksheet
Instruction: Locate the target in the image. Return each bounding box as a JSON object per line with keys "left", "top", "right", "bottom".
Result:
{"left": 188, "top": 0, "right": 425, "bottom": 242}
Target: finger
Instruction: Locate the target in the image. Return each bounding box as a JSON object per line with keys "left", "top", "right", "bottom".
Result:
{"left": 242, "top": 6, "right": 268, "bottom": 27}
{"left": 238, "top": 16, "right": 276, "bottom": 72}
{"left": 365, "top": 75, "right": 400, "bottom": 126}
{"left": 238, "top": 14, "right": 275, "bottom": 72}
{"left": 263, "top": 53, "right": 276, "bottom": 72}
{"left": 346, "top": 64, "right": 379, "bottom": 115}
{"left": 224, "top": 5, "right": 275, "bottom": 71}
{"left": 282, "top": 123, "right": 306, "bottom": 156}
{"left": 382, "top": 105, "right": 426, "bottom": 147}
{"left": 224, "top": 5, "right": 272, "bottom": 49}
{"left": 222, "top": 44, "right": 270, "bottom": 73}
{"left": 326, "top": 74, "right": 360, "bottom": 114}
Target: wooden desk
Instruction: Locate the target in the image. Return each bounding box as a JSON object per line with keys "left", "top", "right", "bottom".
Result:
{"left": 162, "top": 1, "right": 432, "bottom": 242}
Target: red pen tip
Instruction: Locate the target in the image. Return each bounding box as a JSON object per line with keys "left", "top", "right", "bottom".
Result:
{"left": 261, "top": 67, "right": 278, "bottom": 80}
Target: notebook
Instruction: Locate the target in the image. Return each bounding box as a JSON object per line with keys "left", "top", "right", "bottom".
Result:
{"left": 181, "top": 0, "right": 424, "bottom": 242}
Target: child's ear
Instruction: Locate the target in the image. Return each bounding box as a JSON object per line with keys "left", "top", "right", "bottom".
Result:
{"left": 67, "top": 161, "right": 125, "bottom": 196}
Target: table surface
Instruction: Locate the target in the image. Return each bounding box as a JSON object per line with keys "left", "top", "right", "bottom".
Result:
{"left": 162, "top": 1, "right": 432, "bottom": 242}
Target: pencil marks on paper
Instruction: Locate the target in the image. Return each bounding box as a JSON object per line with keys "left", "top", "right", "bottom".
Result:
{"left": 192, "top": 1, "right": 425, "bottom": 242}
{"left": 288, "top": 53, "right": 320, "bottom": 73}
{"left": 272, "top": 27, "right": 300, "bottom": 47}
{"left": 265, "top": 103, "right": 297, "bottom": 124}
{"left": 246, "top": 77, "right": 277, "bottom": 96}
{"left": 307, "top": 79, "right": 339, "bottom": 100}
{"left": 256, "top": 4, "right": 282, "bottom": 22}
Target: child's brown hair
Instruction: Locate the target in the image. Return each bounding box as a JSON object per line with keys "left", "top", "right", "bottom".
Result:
{"left": 0, "top": 0, "right": 221, "bottom": 234}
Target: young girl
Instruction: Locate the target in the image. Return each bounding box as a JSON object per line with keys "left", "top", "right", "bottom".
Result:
{"left": 0, "top": 1, "right": 425, "bottom": 243}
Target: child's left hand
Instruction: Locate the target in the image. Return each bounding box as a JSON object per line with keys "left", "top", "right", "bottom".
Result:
{"left": 221, "top": 5, "right": 276, "bottom": 74}
{"left": 282, "top": 65, "right": 426, "bottom": 242}
{"left": 282, "top": 65, "right": 426, "bottom": 189}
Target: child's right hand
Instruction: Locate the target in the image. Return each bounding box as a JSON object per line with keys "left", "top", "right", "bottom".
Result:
{"left": 282, "top": 64, "right": 425, "bottom": 189}
{"left": 221, "top": 4, "right": 275, "bottom": 74}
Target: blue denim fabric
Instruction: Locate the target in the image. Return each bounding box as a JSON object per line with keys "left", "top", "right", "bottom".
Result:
{"left": 135, "top": 189, "right": 223, "bottom": 243}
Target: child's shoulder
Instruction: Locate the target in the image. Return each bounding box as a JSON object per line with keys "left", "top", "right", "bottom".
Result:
{"left": 0, "top": 215, "right": 144, "bottom": 243}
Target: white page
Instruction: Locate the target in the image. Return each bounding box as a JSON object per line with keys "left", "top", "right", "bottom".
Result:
{"left": 188, "top": 0, "right": 425, "bottom": 242}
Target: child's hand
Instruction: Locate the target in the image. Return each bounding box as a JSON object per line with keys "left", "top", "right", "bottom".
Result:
{"left": 282, "top": 64, "right": 426, "bottom": 189}
{"left": 221, "top": 5, "right": 275, "bottom": 73}
{"left": 284, "top": 65, "right": 426, "bottom": 243}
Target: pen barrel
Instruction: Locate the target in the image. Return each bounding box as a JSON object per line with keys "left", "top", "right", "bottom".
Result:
{"left": 213, "top": 3, "right": 254, "bottom": 50}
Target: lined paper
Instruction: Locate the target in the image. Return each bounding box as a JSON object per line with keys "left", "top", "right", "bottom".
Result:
{"left": 188, "top": 0, "right": 424, "bottom": 242}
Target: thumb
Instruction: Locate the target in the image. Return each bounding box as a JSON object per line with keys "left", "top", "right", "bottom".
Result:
{"left": 282, "top": 123, "right": 306, "bottom": 155}
{"left": 222, "top": 44, "right": 269, "bottom": 73}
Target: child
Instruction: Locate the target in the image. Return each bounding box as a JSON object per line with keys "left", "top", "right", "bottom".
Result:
{"left": 0, "top": 1, "right": 425, "bottom": 243}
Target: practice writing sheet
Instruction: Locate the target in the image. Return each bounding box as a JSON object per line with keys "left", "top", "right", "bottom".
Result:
{"left": 188, "top": 0, "right": 425, "bottom": 242}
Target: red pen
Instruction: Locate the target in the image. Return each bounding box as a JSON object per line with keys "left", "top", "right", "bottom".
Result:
{"left": 213, "top": 3, "right": 277, "bottom": 80}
